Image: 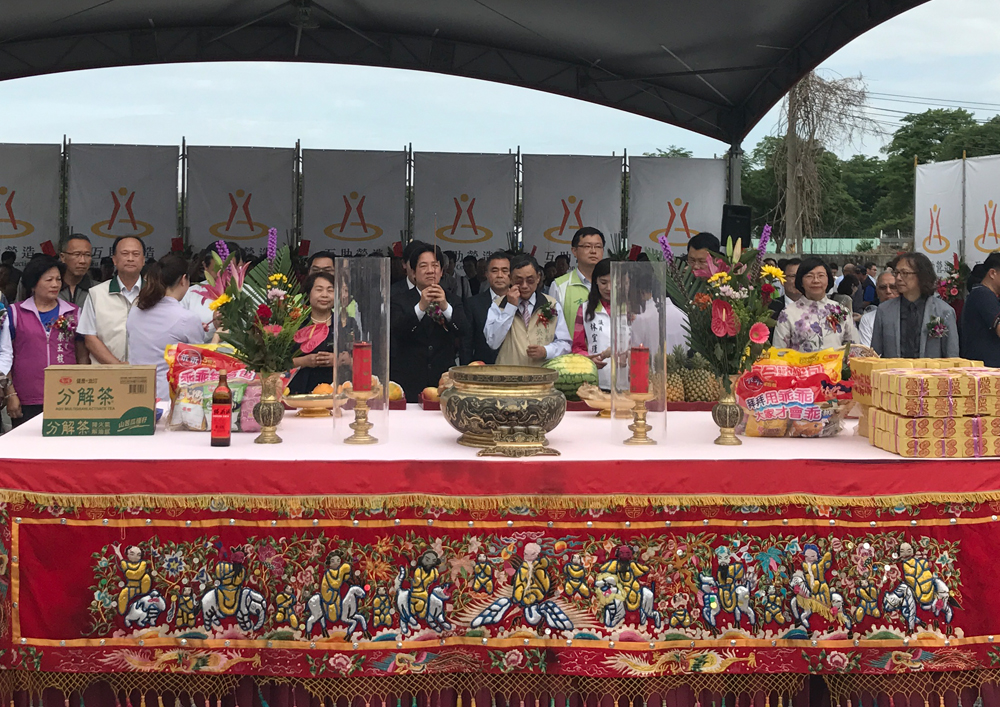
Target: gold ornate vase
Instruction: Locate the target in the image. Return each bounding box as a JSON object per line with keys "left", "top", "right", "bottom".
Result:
{"left": 440, "top": 365, "right": 566, "bottom": 447}
{"left": 252, "top": 372, "right": 285, "bottom": 444}
{"left": 712, "top": 390, "right": 743, "bottom": 446}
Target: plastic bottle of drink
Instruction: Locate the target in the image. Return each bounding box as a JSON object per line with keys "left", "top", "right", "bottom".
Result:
{"left": 211, "top": 371, "right": 232, "bottom": 447}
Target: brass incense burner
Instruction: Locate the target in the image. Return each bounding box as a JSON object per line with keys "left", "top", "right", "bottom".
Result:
{"left": 440, "top": 365, "right": 566, "bottom": 448}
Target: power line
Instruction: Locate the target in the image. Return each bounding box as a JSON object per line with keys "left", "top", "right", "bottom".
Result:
{"left": 867, "top": 91, "right": 1000, "bottom": 111}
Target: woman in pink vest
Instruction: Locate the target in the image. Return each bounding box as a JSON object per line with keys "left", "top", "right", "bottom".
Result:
{"left": 6, "top": 255, "right": 86, "bottom": 426}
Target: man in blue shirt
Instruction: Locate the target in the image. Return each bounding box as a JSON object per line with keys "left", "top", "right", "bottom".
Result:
{"left": 961, "top": 252, "right": 1000, "bottom": 366}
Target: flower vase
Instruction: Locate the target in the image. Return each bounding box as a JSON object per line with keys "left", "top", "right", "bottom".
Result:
{"left": 253, "top": 372, "right": 285, "bottom": 444}
{"left": 712, "top": 374, "right": 743, "bottom": 446}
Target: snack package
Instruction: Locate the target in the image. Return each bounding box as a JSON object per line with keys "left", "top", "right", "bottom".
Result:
{"left": 166, "top": 343, "right": 257, "bottom": 431}
{"left": 735, "top": 347, "right": 854, "bottom": 438}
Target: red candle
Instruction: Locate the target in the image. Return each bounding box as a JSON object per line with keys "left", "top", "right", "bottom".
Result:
{"left": 630, "top": 345, "right": 650, "bottom": 394}
{"left": 352, "top": 341, "right": 372, "bottom": 392}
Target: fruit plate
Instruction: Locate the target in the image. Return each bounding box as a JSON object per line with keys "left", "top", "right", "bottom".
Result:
{"left": 420, "top": 392, "right": 441, "bottom": 411}
{"left": 284, "top": 394, "right": 341, "bottom": 417}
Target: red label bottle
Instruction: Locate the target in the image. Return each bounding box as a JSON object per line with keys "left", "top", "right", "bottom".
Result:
{"left": 211, "top": 371, "right": 232, "bottom": 447}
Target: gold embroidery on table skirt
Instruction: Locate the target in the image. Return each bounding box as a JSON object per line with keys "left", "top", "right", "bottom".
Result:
{"left": 6, "top": 489, "right": 1000, "bottom": 512}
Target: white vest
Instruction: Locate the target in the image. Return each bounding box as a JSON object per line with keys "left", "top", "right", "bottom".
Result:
{"left": 582, "top": 305, "right": 611, "bottom": 389}
{"left": 89, "top": 278, "right": 138, "bottom": 363}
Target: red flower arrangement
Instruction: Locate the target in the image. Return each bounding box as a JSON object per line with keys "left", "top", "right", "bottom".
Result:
{"left": 710, "top": 299, "right": 739, "bottom": 337}
{"left": 256, "top": 303, "right": 272, "bottom": 323}
{"left": 536, "top": 298, "right": 557, "bottom": 327}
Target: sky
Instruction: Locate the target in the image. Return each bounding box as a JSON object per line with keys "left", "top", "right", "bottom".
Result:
{"left": 2, "top": 0, "right": 1000, "bottom": 159}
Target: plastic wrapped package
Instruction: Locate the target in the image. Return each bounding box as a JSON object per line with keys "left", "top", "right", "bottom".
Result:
{"left": 735, "top": 347, "right": 853, "bottom": 438}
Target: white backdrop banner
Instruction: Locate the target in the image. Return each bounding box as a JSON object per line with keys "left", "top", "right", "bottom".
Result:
{"left": 302, "top": 149, "right": 406, "bottom": 255}
{"left": 187, "top": 146, "right": 295, "bottom": 253}
{"left": 68, "top": 144, "right": 179, "bottom": 260}
{"left": 915, "top": 159, "right": 963, "bottom": 273}
{"left": 0, "top": 144, "right": 61, "bottom": 265}
{"left": 413, "top": 153, "right": 515, "bottom": 256}
{"left": 964, "top": 155, "right": 1000, "bottom": 262}
{"left": 628, "top": 157, "right": 726, "bottom": 254}
{"left": 522, "top": 154, "right": 622, "bottom": 258}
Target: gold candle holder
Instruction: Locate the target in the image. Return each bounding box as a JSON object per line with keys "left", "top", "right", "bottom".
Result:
{"left": 344, "top": 388, "right": 378, "bottom": 445}
{"left": 623, "top": 391, "right": 657, "bottom": 445}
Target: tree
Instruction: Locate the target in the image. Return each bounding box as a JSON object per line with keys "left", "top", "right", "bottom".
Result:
{"left": 941, "top": 115, "right": 1000, "bottom": 160}
{"left": 780, "top": 72, "right": 878, "bottom": 253}
{"left": 873, "top": 109, "right": 977, "bottom": 233}
{"left": 642, "top": 146, "right": 693, "bottom": 158}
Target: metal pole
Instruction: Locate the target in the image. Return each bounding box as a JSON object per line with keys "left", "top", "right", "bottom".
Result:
{"left": 621, "top": 148, "right": 628, "bottom": 246}
{"left": 294, "top": 138, "right": 302, "bottom": 252}
{"left": 515, "top": 146, "right": 521, "bottom": 252}
{"left": 406, "top": 142, "right": 413, "bottom": 244}
{"left": 727, "top": 142, "right": 743, "bottom": 205}
{"left": 180, "top": 137, "right": 187, "bottom": 248}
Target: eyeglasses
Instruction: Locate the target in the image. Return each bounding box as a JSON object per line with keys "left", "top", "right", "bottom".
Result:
{"left": 895, "top": 270, "right": 917, "bottom": 277}
{"left": 802, "top": 273, "right": 827, "bottom": 281}
{"left": 62, "top": 251, "right": 92, "bottom": 260}
{"left": 575, "top": 244, "right": 603, "bottom": 252}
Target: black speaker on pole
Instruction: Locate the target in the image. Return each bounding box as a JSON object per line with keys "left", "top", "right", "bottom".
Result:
{"left": 721, "top": 204, "right": 752, "bottom": 248}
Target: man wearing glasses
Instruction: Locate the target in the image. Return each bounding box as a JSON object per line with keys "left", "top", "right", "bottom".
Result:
{"left": 488, "top": 254, "right": 571, "bottom": 366}
{"left": 58, "top": 233, "right": 94, "bottom": 307}
{"left": 857, "top": 271, "right": 898, "bottom": 347}
{"left": 549, "top": 227, "right": 605, "bottom": 332}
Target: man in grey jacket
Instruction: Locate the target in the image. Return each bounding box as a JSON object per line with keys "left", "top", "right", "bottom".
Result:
{"left": 871, "top": 252, "right": 958, "bottom": 358}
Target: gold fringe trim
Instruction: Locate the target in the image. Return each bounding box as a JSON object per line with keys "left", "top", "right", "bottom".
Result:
{"left": 826, "top": 668, "right": 1000, "bottom": 704}
{"left": 2, "top": 488, "right": 1000, "bottom": 512}
{"left": 0, "top": 671, "right": 807, "bottom": 703}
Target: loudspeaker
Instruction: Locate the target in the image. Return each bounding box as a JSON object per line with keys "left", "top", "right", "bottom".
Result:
{"left": 721, "top": 204, "right": 752, "bottom": 248}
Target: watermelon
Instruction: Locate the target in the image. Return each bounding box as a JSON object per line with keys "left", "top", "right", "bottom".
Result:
{"left": 543, "top": 354, "right": 599, "bottom": 401}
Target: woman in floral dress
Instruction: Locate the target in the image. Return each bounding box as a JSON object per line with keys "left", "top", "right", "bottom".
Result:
{"left": 773, "top": 257, "right": 857, "bottom": 352}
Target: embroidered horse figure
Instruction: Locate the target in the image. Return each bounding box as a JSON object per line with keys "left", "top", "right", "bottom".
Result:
{"left": 394, "top": 566, "right": 453, "bottom": 635}
{"left": 304, "top": 584, "right": 369, "bottom": 638}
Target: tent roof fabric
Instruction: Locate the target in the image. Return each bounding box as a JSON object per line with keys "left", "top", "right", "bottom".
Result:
{"left": 0, "top": 0, "right": 928, "bottom": 145}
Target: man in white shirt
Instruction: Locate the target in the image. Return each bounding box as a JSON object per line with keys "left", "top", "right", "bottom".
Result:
{"left": 487, "top": 255, "right": 571, "bottom": 366}
{"left": 78, "top": 235, "right": 144, "bottom": 364}
{"left": 463, "top": 251, "right": 510, "bottom": 364}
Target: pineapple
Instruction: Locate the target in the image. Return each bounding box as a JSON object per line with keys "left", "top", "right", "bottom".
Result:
{"left": 665, "top": 346, "right": 686, "bottom": 402}
{"left": 683, "top": 353, "right": 724, "bottom": 402}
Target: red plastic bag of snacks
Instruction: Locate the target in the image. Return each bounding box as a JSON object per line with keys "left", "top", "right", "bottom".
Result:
{"left": 735, "top": 347, "right": 854, "bottom": 437}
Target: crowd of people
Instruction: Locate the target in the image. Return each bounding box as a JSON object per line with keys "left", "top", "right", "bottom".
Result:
{"left": 1, "top": 226, "right": 999, "bottom": 425}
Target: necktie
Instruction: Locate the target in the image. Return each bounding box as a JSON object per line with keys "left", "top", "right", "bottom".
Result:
{"left": 519, "top": 300, "right": 531, "bottom": 326}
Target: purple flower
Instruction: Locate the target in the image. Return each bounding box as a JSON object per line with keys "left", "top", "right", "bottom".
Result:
{"left": 266, "top": 228, "right": 278, "bottom": 262}
{"left": 214, "top": 239, "right": 230, "bottom": 260}
{"left": 658, "top": 234, "right": 674, "bottom": 265}
{"left": 756, "top": 224, "right": 771, "bottom": 266}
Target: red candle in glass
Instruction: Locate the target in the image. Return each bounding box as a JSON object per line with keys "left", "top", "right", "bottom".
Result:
{"left": 352, "top": 342, "right": 372, "bottom": 392}
{"left": 630, "top": 345, "right": 650, "bottom": 394}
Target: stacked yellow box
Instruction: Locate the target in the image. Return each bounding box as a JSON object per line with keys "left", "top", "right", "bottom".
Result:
{"left": 849, "top": 357, "right": 982, "bottom": 437}
{"left": 869, "top": 365, "right": 1000, "bottom": 458}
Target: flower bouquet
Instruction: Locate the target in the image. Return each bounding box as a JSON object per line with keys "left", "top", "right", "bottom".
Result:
{"left": 202, "top": 229, "right": 318, "bottom": 443}
{"left": 662, "top": 226, "right": 784, "bottom": 444}
{"left": 662, "top": 226, "right": 785, "bottom": 395}
{"left": 936, "top": 253, "right": 968, "bottom": 304}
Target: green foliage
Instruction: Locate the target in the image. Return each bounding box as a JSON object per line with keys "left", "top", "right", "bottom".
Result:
{"left": 855, "top": 239, "right": 876, "bottom": 253}
{"left": 643, "top": 146, "right": 693, "bottom": 158}
{"left": 215, "top": 245, "right": 311, "bottom": 374}
{"left": 740, "top": 108, "right": 1000, "bottom": 246}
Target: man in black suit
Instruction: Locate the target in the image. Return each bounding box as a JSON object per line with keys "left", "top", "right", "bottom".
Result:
{"left": 769, "top": 258, "right": 801, "bottom": 320}
{"left": 462, "top": 251, "right": 510, "bottom": 364}
{"left": 390, "top": 242, "right": 467, "bottom": 402}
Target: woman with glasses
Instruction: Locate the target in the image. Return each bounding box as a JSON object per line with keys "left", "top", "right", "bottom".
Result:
{"left": 773, "top": 257, "right": 857, "bottom": 352}
{"left": 871, "top": 252, "right": 958, "bottom": 358}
